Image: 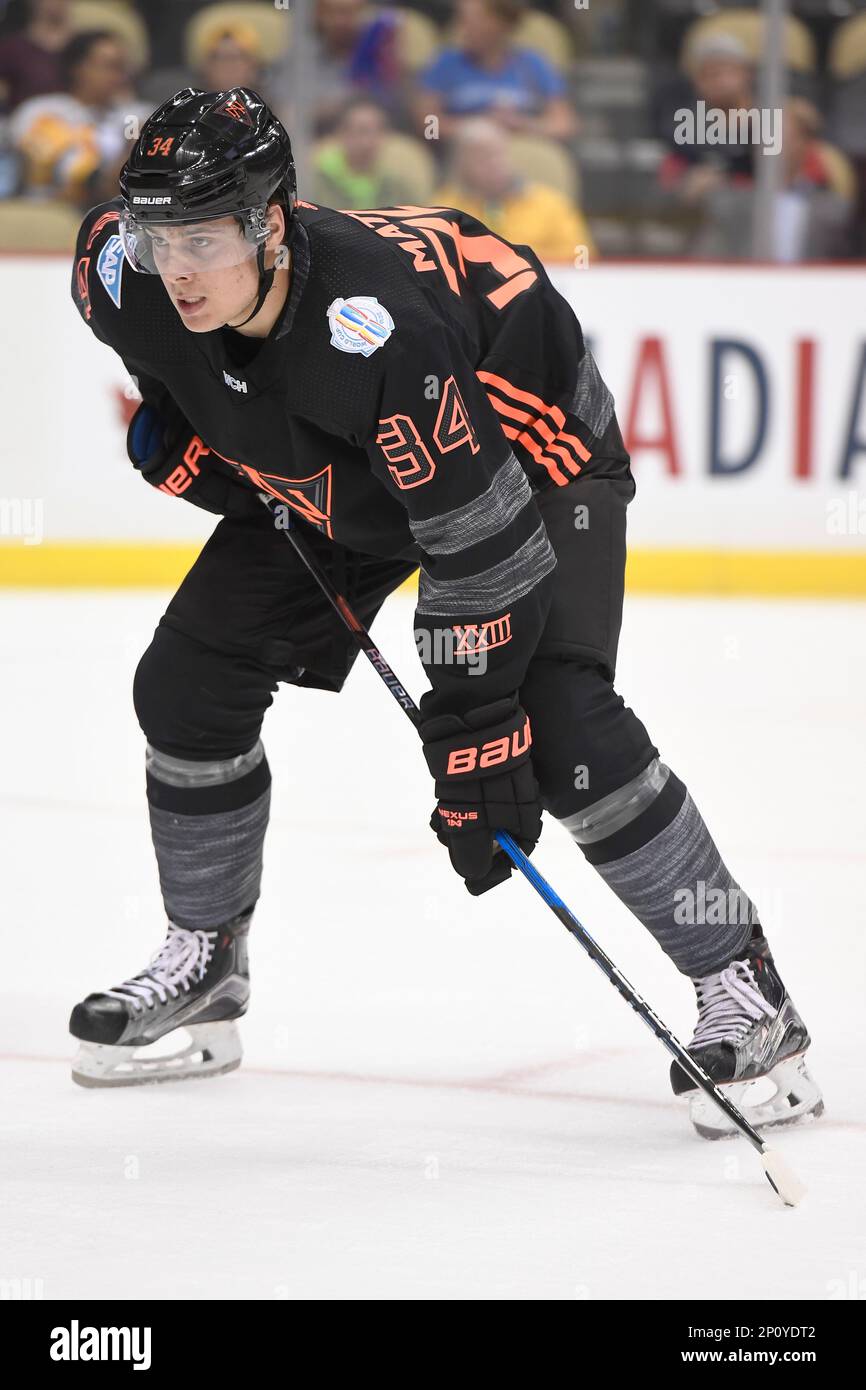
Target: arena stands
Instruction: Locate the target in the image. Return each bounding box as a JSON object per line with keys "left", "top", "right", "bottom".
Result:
{"left": 0, "top": 0, "right": 861, "bottom": 260}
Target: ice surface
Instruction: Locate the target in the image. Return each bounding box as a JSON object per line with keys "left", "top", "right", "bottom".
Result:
{"left": 1, "top": 591, "right": 863, "bottom": 1299}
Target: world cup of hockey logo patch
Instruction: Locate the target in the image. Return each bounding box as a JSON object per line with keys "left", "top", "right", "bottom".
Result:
{"left": 327, "top": 296, "right": 394, "bottom": 356}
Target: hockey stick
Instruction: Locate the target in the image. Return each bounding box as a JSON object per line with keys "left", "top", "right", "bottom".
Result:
{"left": 262, "top": 494, "right": 805, "bottom": 1208}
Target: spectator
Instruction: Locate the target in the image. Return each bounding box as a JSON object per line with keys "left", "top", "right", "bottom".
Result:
{"left": 196, "top": 21, "right": 265, "bottom": 98}
{"left": 692, "top": 98, "right": 855, "bottom": 261}
{"left": 415, "top": 0, "right": 576, "bottom": 143}
{"left": 0, "top": 0, "right": 72, "bottom": 113}
{"left": 435, "top": 117, "right": 594, "bottom": 262}
{"left": 310, "top": 95, "right": 418, "bottom": 208}
{"left": 274, "top": 0, "right": 405, "bottom": 133}
{"left": 658, "top": 34, "right": 757, "bottom": 207}
{"left": 776, "top": 99, "right": 854, "bottom": 260}
{"left": 10, "top": 29, "right": 149, "bottom": 207}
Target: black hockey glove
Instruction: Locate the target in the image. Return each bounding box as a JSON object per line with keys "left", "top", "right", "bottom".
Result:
{"left": 421, "top": 696, "right": 542, "bottom": 896}
{"left": 127, "top": 402, "right": 260, "bottom": 519}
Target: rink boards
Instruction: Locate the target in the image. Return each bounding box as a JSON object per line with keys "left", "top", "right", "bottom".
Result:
{"left": 0, "top": 255, "right": 864, "bottom": 594}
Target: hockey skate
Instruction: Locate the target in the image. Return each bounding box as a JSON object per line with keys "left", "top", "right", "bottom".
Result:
{"left": 69, "top": 916, "right": 250, "bottom": 1087}
{"left": 670, "top": 931, "right": 823, "bottom": 1140}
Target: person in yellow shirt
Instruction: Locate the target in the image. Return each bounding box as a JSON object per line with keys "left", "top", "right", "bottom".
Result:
{"left": 435, "top": 117, "right": 595, "bottom": 263}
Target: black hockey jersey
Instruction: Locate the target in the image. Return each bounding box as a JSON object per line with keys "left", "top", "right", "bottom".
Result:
{"left": 72, "top": 200, "right": 626, "bottom": 719}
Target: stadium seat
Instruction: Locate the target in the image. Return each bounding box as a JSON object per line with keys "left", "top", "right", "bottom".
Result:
{"left": 185, "top": 3, "right": 291, "bottom": 72}
{"left": 622, "top": 138, "right": 667, "bottom": 213}
{"left": 829, "top": 76, "right": 866, "bottom": 159}
{"left": 375, "top": 132, "right": 436, "bottom": 202}
{"left": 829, "top": 13, "right": 866, "bottom": 80}
{"left": 513, "top": 11, "right": 575, "bottom": 72}
{"left": 588, "top": 216, "right": 633, "bottom": 257}
{"left": 573, "top": 136, "right": 626, "bottom": 216}
{"left": 392, "top": 9, "right": 440, "bottom": 72}
{"left": 828, "top": 15, "right": 866, "bottom": 158}
{"left": 69, "top": 1, "right": 150, "bottom": 71}
{"left": 571, "top": 57, "right": 652, "bottom": 143}
{"left": 0, "top": 198, "right": 81, "bottom": 252}
{"left": 634, "top": 217, "right": 690, "bottom": 257}
{"left": 681, "top": 10, "right": 817, "bottom": 75}
{"left": 508, "top": 134, "right": 579, "bottom": 201}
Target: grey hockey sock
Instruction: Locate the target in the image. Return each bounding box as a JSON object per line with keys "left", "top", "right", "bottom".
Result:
{"left": 562, "top": 759, "right": 758, "bottom": 977}
{"left": 145, "top": 740, "right": 271, "bottom": 930}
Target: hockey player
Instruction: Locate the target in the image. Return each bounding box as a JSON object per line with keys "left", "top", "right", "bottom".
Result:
{"left": 69, "top": 88, "right": 821, "bottom": 1136}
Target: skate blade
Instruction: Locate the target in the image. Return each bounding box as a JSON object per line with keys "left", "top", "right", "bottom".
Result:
{"left": 71, "top": 1021, "right": 242, "bottom": 1089}
{"left": 687, "top": 1053, "right": 824, "bottom": 1141}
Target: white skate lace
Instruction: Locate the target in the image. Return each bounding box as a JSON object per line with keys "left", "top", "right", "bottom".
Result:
{"left": 690, "top": 959, "right": 777, "bottom": 1048}
{"left": 106, "top": 925, "right": 218, "bottom": 1013}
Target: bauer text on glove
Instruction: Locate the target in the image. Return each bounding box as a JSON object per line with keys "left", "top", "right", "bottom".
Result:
{"left": 421, "top": 697, "right": 543, "bottom": 895}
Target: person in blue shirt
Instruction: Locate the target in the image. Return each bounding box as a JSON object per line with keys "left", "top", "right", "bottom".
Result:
{"left": 415, "top": 0, "right": 577, "bottom": 143}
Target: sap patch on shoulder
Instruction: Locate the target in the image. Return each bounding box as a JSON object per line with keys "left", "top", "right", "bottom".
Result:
{"left": 327, "top": 296, "right": 394, "bottom": 357}
{"left": 96, "top": 234, "right": 125, "bottom": 308}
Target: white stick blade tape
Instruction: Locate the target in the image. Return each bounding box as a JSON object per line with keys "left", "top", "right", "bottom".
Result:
{"left": 762, "top": 1148, "right": 807, "bottom": 1207}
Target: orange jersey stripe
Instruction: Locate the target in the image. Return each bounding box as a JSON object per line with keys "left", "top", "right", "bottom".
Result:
{"left": 485, "top": 390, "right": 578, "bottom": 477}
{"left": 557, "top": 427, "right": 592, "bottom": 463}
{"left": 500, "top": 422, "right": 570, "bottom": 486}
{"left": 483, "top": 386, "right": 582, "bottom": 481}
{"left": 525, "top": 413, "right": 580, "bottom": 473}
{"left": 483, "top": 391, "right": 536, "bottom": 427}
{"left": 478, "top": 369, "right": 551, "bottom": 416}
{"left": 479, "top": 368, "right": 592, "bottom": 473}
{"left": 487, "top": 268, "right": 538, "bottom": 310}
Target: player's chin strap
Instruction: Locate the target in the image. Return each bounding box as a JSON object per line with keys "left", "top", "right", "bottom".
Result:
{"left": 229, "top": 243, "right": 276, "bottom": 329}
{"left": 230, "top": 206, "right": 297, "bottom": 330}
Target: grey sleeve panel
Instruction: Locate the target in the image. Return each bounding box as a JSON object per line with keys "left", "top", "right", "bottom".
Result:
{"left": 582, "top": 791, "right": 757, "bottom": 978}
{"left": 570, "top": 348, "right": 615, "bottom": 440}
{"left": 417, "top": 522, "right": 556, "bottom": 617}
{"left": 408, "top": 451, "right": 532, "bottom": 556}
{"left": 149, "top": 786, "right": 270, "bottom": 930}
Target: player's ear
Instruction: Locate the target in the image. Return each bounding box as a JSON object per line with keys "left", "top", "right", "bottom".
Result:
{"left": 264, "top": 201, "right": 286, "bottom": 255}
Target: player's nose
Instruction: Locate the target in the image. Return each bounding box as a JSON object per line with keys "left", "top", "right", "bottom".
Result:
{"left": 164, "top": 266, "right": 197, "bottom": 295}
{"left": 158, "top": 243, "right": 196, "bottom": 280}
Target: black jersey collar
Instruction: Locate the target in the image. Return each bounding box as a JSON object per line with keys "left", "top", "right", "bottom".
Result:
{"left": 275, "top": 217, "right": 310, "bottom": 340}
{"left": 196, "top": 218, "right": 311, "bottom": 391}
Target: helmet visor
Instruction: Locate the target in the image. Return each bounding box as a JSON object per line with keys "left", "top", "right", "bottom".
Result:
{"left": 119, "top": 207, "right": 270, "bottom": 275}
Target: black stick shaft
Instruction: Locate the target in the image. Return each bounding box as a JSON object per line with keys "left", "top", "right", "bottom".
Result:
{"left": 264, "top": 496, "right": 768, "bottom": 1155}
{"left": 262, "top": 496, "right": 420, "bottom": 724}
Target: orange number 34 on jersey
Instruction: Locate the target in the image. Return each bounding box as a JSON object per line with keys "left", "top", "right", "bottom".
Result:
{"left": 376, "top": 376, "right": 479, "bottom": 490}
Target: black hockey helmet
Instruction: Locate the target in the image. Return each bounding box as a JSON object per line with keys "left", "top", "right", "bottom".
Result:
{"left": 119, "top": 88, "right": 297, "bottom": 322}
